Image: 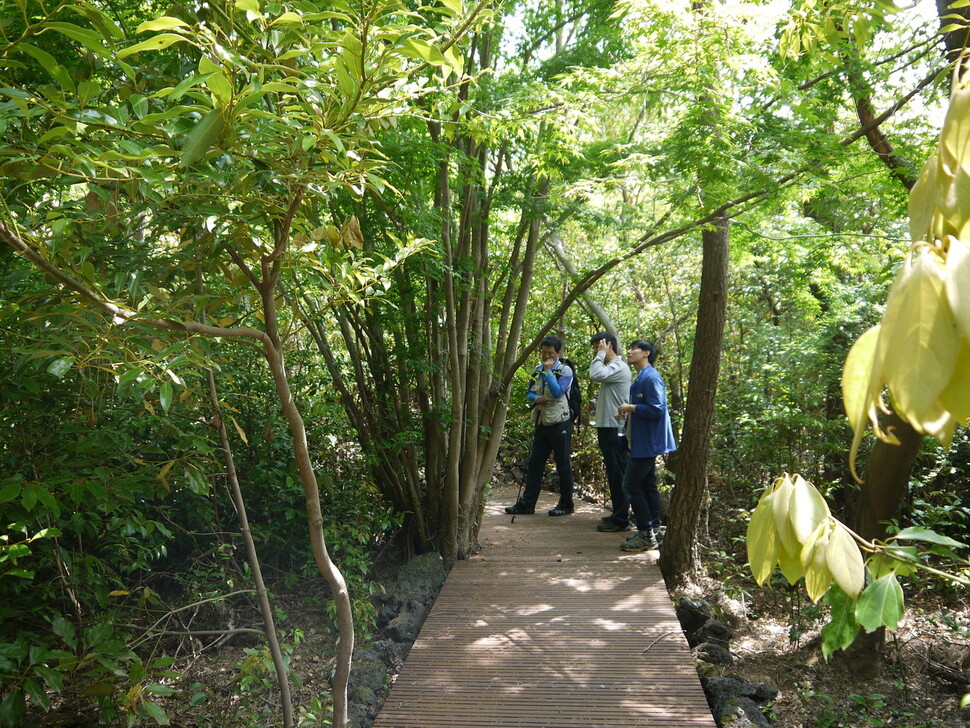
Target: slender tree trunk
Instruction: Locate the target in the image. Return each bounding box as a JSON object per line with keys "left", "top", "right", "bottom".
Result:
{"left": 205, "top": 367, "right": 294, "bottom": 728}
{"left": 660, "top": 216, "right": 730, "bottom": 588}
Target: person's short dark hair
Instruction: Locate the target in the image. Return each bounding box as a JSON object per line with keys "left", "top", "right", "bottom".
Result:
{"left": 630, "top": 338, "right": 657, "bottom": 364}
{"left": 540, "top": 335, "right": 563, "bottom": 353}
{"left": 589, "top": 331, "right": 618, "bottom": 353}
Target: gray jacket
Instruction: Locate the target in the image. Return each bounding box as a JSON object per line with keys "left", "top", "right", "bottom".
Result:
{"left": 589, "top": 352, "right": 631, "bottom": 429}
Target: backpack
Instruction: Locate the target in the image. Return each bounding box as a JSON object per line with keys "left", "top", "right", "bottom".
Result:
{"left": 553, "top": 358, "right": 582, "bottom": 427}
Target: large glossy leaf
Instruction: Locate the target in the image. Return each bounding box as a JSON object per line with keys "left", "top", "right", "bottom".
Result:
{"left": 789, "top": 474, "right": 830, "bottom": 543}
{"left": 938, "top": 337, "right": 970, "bottom": 424}
{"left": 937, "top": 79, "right": 970, "bottom": 239}
{"left": 825, "top": 522, "right": 865, "bottom": 599}
{"left": 801, "top": 520, "right": 834, "bottom": 602}
{"left": 855, "top": 573, "right": 904, "bottom": 633}
{"left": 842, "top": 325, "right": 881, "bottom": 434}
{"left": 880, "top": 249, "right": 959, "bottom": 423}
{"left": 946, "top": 236, "right": 970, "bottom": 340}
{"left": 771, "top": 474, "right": 798, "bottom": 554}
{"left": 843, "top": 325, "right": 883, "bottom": 480}
{"left": 908, "top": 152, "right": 937, "bottom": 243}
{"left": 746, "top": 490, "right": 779, "bottom": 585}
{"left": 777, "top": 539, "right": 804, "bottom": 586}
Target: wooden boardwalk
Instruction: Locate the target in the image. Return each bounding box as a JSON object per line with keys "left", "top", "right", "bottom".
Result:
{"left": 372, "top": 492, "right": 718, "bottom": 728}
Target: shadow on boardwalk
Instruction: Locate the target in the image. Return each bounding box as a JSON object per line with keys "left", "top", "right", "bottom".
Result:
{"left": 372, "top": 491, "right": 717, "bottom": 728}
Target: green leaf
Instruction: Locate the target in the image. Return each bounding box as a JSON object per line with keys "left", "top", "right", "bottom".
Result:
{"left": 136, "top": 17, "right": 191, "bottom": 32}
{"left": 18, "top": 44, "right": 75, "bottom": 93}
{"left": 180, "top": 109, "right": 226, "bottom": 167}
{"left": 24, "top": 678, "right": 50, "bottom": 711}
{"left": 141, "top": 700, "right": 171, "bottom": 725}
{"left": 51, "top": 616, "right": 77, "bottom": 648}
{"left": 0, "top": 690, "right": 26, "bottom": 725}
{"left": 891, "top": 526, "right": 968, "bottom": 549}
{"left": 159, "top": 381, "right": 173, "bottom": 413}
{"left": 821, "top": 586, "right": 860, "bottom": 660}
{"left": 440, "top": 0, "right": 463, "bottom": 15}
{"left": 45, "top": 22, "right": 113, "bottom": 59}
{"left": 0, "top": 483, "right": 22, "bottom": 502}
{"left": 33, "top": 665, "right": 65, "bottom": 693}
{"left": 855, "top": 573, "right": 904, "bottom": 633}
{"left": 144, "top": 683, "right": 176, "bottom": 696}
{"left": 47, "top": 356, "right": 75, "bottom": 379}
{"left": 118, "top": 34, "right": 189, "bottom": 59}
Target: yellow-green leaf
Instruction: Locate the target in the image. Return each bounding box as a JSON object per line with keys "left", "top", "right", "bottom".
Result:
{"left": 118, "top": 33, "right": 187, "bottom": 58}
{"left": 136, "top": 16, "right": 191, "bottom": 32}
{"left": 937, "top": 338, "right": 970, "bottom": 424}
{"left": 842, "top": 325, "right": 881, "bottom": 435}
{"left": 771, "top": 474, "right": 798, "bottom": 555}
{"left": 946, "top": 236, "right": 970, "bottom": 340}
{"left": 440, "top": 0, "right": 463, "bottom": 15}
{"left": 937, "top": 79, "right": 970, "bottom": 239}
{"left": 804, "top": 521, "right": 834, "bottom": 603}
{"left": 908, "top": 152, "right": 937, "bottom": 243}
{"left": 825, "top": 522, "right": 865, "bottom": 599}
{"left": 200, "top": 56, "right": 233, "bottom": 106}
{"left": 746, "top": 491, "right": 779, "bottom": 585}
{"left": 788, "top": 474, "right": 831, "bottom": 543}
{"left": 777, "top": 539, "right": 804, "bottom": 586}
{"left": 880, "top": 248, "right": 959, "bottom": 423}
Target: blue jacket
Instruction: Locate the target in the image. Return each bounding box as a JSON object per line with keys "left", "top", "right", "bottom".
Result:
{"left": 628, "top": 365, "right": 677, "bottom": 458}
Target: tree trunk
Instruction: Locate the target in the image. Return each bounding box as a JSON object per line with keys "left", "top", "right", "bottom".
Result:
{"left": 660, "top": 216, "right": 730, "bottom": 588}
{"left": 851, "top": 410, "right": 923, "bottom": 542}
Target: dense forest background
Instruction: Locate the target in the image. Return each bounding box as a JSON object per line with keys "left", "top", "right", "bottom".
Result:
{"left": 1, "top": 0, "right": 968, "bottom": 725}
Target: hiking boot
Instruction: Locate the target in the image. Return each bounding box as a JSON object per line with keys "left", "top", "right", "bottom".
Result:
{"left": 596, "top": 521, "right": 630, "bottom": 532}
{"left": 504, "top": 503, "right": 535, "bottom": 515}
{"left": 655, "top": 526, "right": 666, "bottom": 546}
{"left": 548, "top": 505, "right": 574, "bottom": 516}
{"left": 621, "top": 530, "right": 659, "bottom": 552}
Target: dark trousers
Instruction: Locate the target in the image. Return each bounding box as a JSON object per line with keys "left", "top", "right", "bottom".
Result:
{"left": 597, "top": 427, "right": 630, "bottom": 526}
{"left": 622, "top": 456, "right": 661, "bottom": 532}
{"left": 520, "top": 420, "right": 574, "bottom": 510}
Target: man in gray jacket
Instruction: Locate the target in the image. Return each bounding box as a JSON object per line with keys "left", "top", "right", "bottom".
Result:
{"left": 588, "top": 332, "right": 634, "bottom": 532}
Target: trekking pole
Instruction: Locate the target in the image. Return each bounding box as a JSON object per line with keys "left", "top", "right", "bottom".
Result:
{"left": 511, "top": 479, "right": 524, "bottom": 524}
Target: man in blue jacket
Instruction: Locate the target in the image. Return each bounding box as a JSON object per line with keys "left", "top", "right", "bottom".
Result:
{"left": 615, "top": 339, "right": 677, "bottom": 552}
{"left": 505, "top": 335, "right": 576, "bottom": 517}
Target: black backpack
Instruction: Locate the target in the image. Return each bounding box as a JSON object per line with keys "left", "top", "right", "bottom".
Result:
{"left": 553, "top": 358, "right": 582, "bottom": 427}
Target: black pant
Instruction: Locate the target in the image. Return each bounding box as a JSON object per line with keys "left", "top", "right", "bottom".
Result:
{"left": 597, "top": 427, "right": 630, "bottom": 526}
{"left": 520, "top": 420, "right": 574, "bottom": 510}
{"left": 622, "top": 456, "right": 662, "bottom": 532}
